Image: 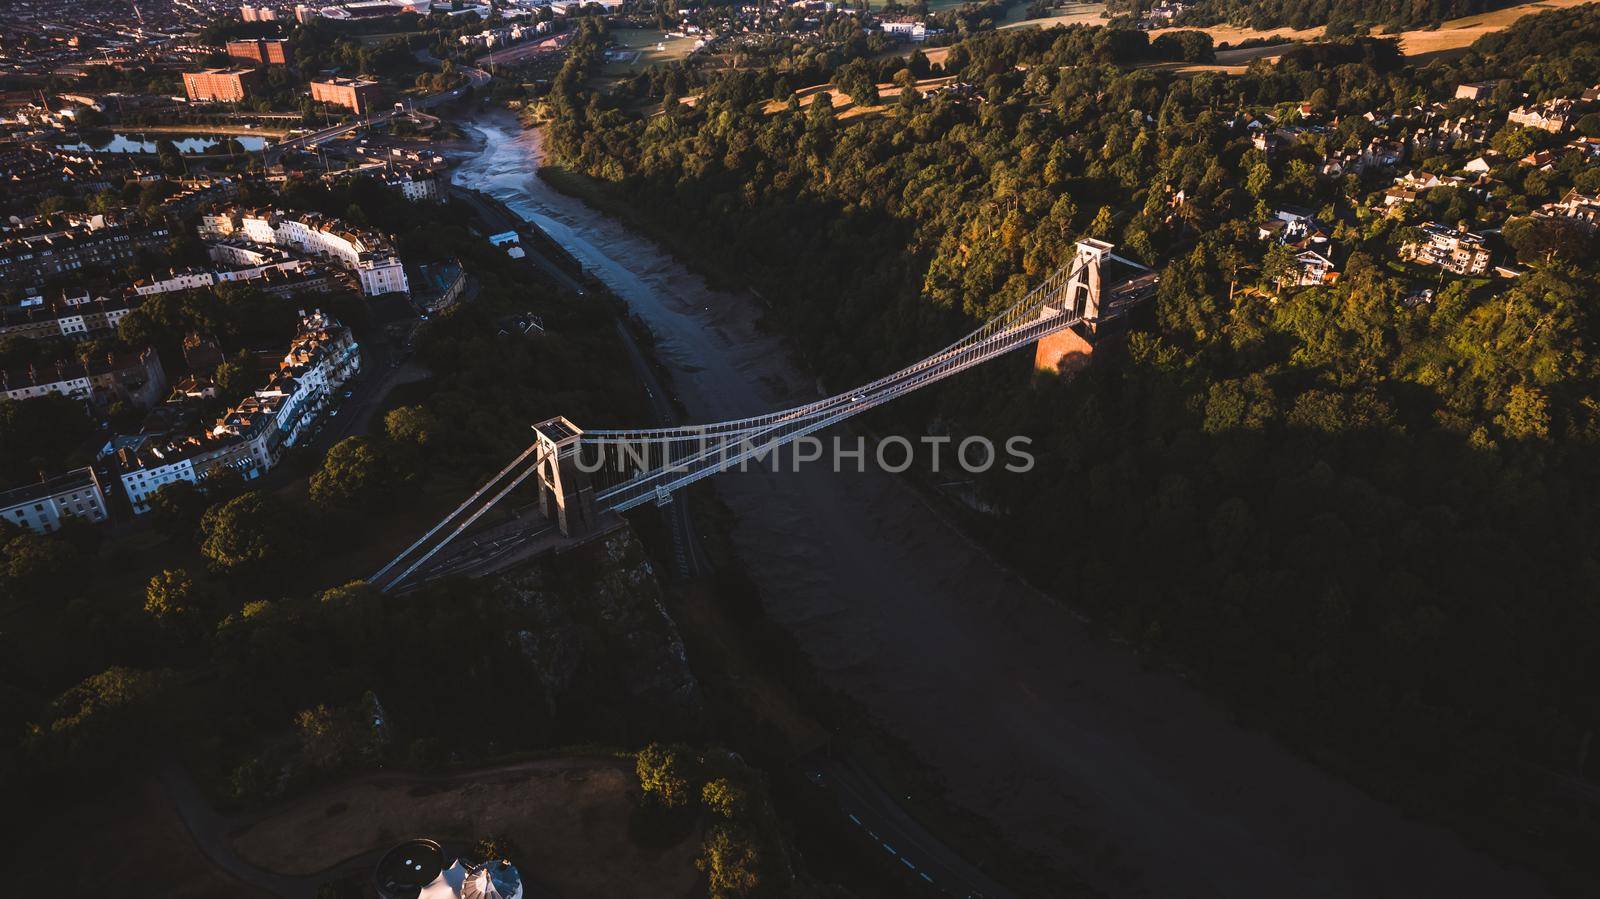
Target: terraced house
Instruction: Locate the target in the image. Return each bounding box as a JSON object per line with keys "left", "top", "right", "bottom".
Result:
{"left": 199, "top": 207, "right": 409, "bottom": 296}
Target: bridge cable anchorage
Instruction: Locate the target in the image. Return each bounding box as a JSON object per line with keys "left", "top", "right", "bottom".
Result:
{"left": 369, "top": 441, "right": 541, "bottom": 589}
{"left": 379, "top": 244, "right": 1149, "bottom": 569}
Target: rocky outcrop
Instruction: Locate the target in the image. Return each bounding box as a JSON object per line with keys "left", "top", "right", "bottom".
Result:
{"left": 492, "top": 529, "right": 702, "bottom": 738}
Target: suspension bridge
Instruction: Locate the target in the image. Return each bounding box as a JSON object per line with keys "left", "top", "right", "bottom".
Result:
{"left": 370, "top": 240, "right": 1157, "bottom": 593}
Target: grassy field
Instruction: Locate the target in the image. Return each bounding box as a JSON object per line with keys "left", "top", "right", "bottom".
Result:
{"left": 232, "top": 758, "right": 702, "bottom": 899}
{"left": 603, "top": 27, "right": 700, "bottom": 76}
{"left": 1136, "top": 0, "right": 1597, "bottom": 64}
{"left": 1394, "top": 0, "right": 1594, "bottom": 57}
{"left": 1000, "top": 0, "right": 1109, "bottom": 29}
{"left": 996, "top": 0, "right": 1595, "bottom": 67}
{"left": 865, "top": 0, "right": 973, "bottom": 9}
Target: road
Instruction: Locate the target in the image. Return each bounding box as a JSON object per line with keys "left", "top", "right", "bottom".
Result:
{"left": 267, "top": 65, "right": 489, "bottom": 162}
{"left": 807, "top": 756, "right": 1019, "bottom": 899}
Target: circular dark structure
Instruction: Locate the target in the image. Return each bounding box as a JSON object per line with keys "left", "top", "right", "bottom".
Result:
{"left": 374, "top": 838, "right": 446, "bottom": 899}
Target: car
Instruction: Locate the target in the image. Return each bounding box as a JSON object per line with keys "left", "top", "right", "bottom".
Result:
{"left": 342, "top": 390, "right": 353, "bottom": 398}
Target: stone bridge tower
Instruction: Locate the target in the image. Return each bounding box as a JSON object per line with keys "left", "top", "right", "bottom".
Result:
{"left": 532, "top": 416, "right": 597, "bottom": 537}
{"left": 1034, "top": 239, "right": 1156, "bottom": 375}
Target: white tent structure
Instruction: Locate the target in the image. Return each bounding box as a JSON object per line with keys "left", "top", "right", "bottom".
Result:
{"left": 461, "top": 861, "right": 525, "bottom": 899}
{"left": 417, "top": 860, "right": 469, "bottom": 899}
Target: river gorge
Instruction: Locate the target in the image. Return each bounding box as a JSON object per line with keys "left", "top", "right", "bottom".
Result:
{"left": 448, "top": 109, "right": 1543, "bottom": 899}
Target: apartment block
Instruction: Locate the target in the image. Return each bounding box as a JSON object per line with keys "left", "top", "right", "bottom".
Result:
{"left": 310, "top": 76, "right": 382, "bottom": 114}
{"left": 182, "top": 68, "right": 262, "bottom": 103}
{"left": 226, "top": 38, "right": 292, "bottom": 66}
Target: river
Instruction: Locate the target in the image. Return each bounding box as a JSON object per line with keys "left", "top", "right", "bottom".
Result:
{"left": 449, "top": 110, "right": 1545, "bottom": 899}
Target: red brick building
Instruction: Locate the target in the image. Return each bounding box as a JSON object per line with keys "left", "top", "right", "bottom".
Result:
{"left": 182, "top": 68, "right": 262, "bottom": 102}
{"left": 225, "top": 38, "right": 292, "bottom": 66}
{"left": 310, "top": 77, "right": 382, "bottom": 114}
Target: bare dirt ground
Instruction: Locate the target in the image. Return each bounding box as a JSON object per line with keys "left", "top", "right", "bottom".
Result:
{"left": 231, "top": 758, "right": 702, "bottom": 899}
{"left": 16, "top": 779, "right": 275, "bottom": 899}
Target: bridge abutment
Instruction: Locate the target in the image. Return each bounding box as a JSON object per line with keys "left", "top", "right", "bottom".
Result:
{"left": 1034, "top": 239, "right": 1156, "bottom": 376}
{"left": 1034, "top": 324, "right": 1097, "bottom": 375}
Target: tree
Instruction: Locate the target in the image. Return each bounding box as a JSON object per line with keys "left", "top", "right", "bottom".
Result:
{"left": 294, "top": 704, "right": 361, "bottom": 770}
{"left": 636, "top": 742, "right": 696, "bottom": 808}
{"left": 145, "top": 568, "right": 202, "bottom": 623}
{"left": 384, "top": 405, "right": 440, "bottom": 449}
{"left": 310, "top": 436, "right": 411, "bottom": 510}
{"left": 35, "top": 666, "right": 168, "bottom": 770}
{"left": 1151, "top": 30, "right": 1215, "bottom": 63}
{"left": 214, "top": 350, "right": 256, "bottom": 404}
{"left": 2, "top": 533, "right": 76, "bottom": 594}
{"left": 701, "top": 777, "right": 748, "bottom": 818}
{"left": 698, "top": 823, "right": 763, "bottom": 898}
{"left": 833, "top": 59, "right": 879, "bottom": 106}
{"left": 148, "top": 481, "right": 211, "bottom": 539}
{"left": 0, "top": 394, "right": 94, "bottom": 484}
{"left": 470, "top": 835, "right": 521, "bottom": 865}
{"left": 199, "top": 490, "right": 306, "bottom": 573}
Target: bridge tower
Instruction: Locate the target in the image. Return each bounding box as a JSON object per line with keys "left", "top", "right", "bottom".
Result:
{"left": 1033, "top": 239, "right": 1115, "bottom": 375}
{"left": 532, "top": 416, "right": 597, "bottom": 537}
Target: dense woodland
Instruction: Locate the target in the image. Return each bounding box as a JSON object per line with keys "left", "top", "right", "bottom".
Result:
{"left": 546, "top": 7, "right": 1600, "bottom": 887}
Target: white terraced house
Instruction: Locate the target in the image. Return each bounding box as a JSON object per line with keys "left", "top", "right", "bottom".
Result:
{"left": 200, "top": 208, "right": 409, "bottom": 296}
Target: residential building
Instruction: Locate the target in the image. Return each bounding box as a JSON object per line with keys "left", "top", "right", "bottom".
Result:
{"left": 182, "top": 68, "right": 262, "bottom": 103}
{"left": 200, "top": 208, "right": 408, "bottom": 295}
{"left": 1, "top": 347, "right": 166, "bottom": 408}
{"left": 115, "top": 429, "right": 270, "bottom": 513}
{"left": 1454, "top": 80, "right": 1505, "bottom": 101}
{"left": 226, "top": 38, "right": 292, "bottom": 66}
{"left": 311, "top": 76, "right": 382, "bottom": 114}
{"left": 1402, "top": 222, "right": 1493, "bottom": 275}
{"left": 386, "top": 169, "right": 442, "bottom": 202}
{"left": 1292, "top": 249, "right": 1339, "bottom": 286}
{"left": 240, "top": 4, "right": 281, "bottom": 21}
{"left": 0, "top": 468, "right": 110, "bottom": 535}
{"left": 133, "top": 267, "right": 216, "bottom": 296}
{"left": 113, "top": 310, "right": 360, "bottom": 514}
{"left": 1507, "top": 99, "right": 1575, "bottom": 133}
{"left": 0, "top": 293, "right": 136, "bottom": 342}
{"left": 0, "top": 218, "right": 172, "bottom": 282}
{"left": 1534, "top": 189, "right": 1600, "bottom": 232}
{"left": 880, "top": 17, "right": 928, "bottom": 42}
